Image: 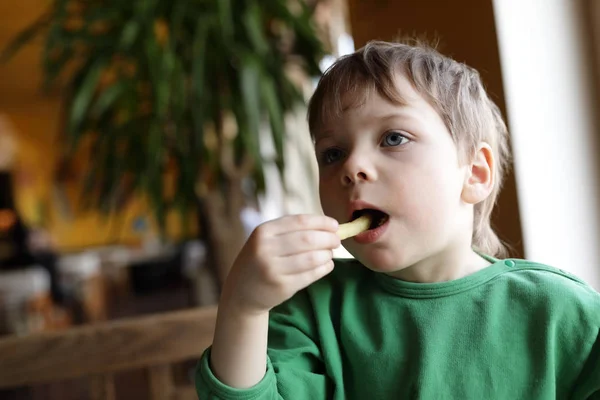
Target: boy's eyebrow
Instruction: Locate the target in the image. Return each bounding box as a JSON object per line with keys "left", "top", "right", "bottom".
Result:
{"left": 376, "top": 109, "right": 419, "bottom": 122}
{"left": 314, "top": 134, "right": 333, "bottom": 146}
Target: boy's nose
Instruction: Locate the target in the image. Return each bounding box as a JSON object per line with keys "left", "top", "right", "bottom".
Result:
{"left": 341, "top": 157, "right": 377, "bottom": 186}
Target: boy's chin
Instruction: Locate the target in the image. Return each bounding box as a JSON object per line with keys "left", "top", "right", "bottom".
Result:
{"left": 364, "top": 262, "right": 409, "bottom": 275}
{"left": 351, "top": 250, "right": 410, "bottom": 274}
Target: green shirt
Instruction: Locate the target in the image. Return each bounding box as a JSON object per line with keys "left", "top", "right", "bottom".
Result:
{"left": 196, "top": 257, "right": 600, "bottom": 399}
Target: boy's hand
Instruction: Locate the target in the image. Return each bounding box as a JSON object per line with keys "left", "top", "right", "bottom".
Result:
{"left": 222, "top": 214, "right": 341, "bottom": 315}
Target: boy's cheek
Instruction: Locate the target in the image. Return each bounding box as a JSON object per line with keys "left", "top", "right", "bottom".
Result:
{"left": 318, "top": 169, "right": 338, "bottom": 184}
{"left": 319, "top": 198, "right": 335, "bottom": 218}
{"left": 318, "top": 191, "right": 342, "bottom": 221}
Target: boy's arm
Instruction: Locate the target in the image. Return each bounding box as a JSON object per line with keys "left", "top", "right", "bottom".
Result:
{"left": 195, "top": 215, "right": 339, "bottom": 399}
{"left": 196, "top": 290, "right": 332, "bottom": 399}
{"left": 209, "top": 299, "right": 269, "bottom": 388}
{"left": 571, "top": 332, "right": 600, "bottom": 400}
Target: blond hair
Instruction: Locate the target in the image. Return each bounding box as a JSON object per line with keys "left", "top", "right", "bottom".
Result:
{"left": 307, "top": 40, "right": 511, "bottom": 257}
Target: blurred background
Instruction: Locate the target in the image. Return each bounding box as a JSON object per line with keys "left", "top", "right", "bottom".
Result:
{"left": 0, "top": 0, "right": 599, "bottom": 399}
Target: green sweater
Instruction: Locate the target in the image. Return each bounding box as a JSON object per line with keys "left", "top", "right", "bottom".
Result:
{"left": 196, "top": 257, "right": 600, "bottom": 399}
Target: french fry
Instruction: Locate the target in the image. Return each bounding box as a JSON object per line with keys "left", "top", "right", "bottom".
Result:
{"left": 337, "top": 214, "right": 372, "bottom": 240}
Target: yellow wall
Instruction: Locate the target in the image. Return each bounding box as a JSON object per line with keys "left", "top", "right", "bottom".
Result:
{"left": 0, "top": 0, "right": 193, "bottom": 251}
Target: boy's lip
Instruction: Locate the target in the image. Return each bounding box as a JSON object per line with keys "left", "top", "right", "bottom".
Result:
{"left": 353, "top": 218, "right": 389, "bottom": 244}
{"left": 347, "top": 200, "right": 387, "bottom": 222}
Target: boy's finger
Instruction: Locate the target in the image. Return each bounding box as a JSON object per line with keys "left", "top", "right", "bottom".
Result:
{"left": 276, "top": 230, "right": 341, "bottom": 256}
{"left": 289, "top": 260, "right": 335, "bottom": 290}
{"left": 280, "top": 250, "right": 334, "bottom": 274}
{"left": 270, "top": 214, "right": 339, "bottom": 235}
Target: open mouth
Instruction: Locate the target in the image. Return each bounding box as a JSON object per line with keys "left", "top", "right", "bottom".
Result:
{"left": 351, "top": 209, "right": 389, "bottom": 230}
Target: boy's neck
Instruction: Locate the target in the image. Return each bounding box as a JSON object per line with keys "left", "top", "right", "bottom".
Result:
{"left": 386, "top": 246, "right": 491, "bottom": 283}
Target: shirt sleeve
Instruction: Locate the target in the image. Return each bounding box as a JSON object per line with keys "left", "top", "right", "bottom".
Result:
{"left": 195, "top": 290, "right": 333, "bottom": 399}
{"left": 572, "top": 330, "right": 600, "bottom": 400}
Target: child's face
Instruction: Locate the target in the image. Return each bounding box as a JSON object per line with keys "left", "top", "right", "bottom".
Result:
{"left": 315, "top": 73, "right": 474, "bottom": 275}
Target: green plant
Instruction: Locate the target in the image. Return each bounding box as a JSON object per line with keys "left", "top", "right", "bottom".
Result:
{"left": 2, "top": 0, "right": 325, "bottom": 282}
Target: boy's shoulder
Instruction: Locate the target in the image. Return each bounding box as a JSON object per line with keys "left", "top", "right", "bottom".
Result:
{"left": 501, "top": 258, "right": 600, "bottom": 313}
{"left": 507, "top": 258, "right": 595, "bottom": 288}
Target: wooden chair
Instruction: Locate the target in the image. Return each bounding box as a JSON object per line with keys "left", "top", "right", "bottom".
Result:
{"left": 0, "top": 306, "right": 218, "bottom": 400}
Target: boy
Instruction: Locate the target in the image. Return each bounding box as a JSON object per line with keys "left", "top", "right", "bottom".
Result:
{"left": 196, "top": 41, "right": 600, "bottom": 399}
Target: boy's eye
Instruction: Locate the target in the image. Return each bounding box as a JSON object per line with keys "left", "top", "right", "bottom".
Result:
{"left": 320, "top": 148, "right": 344, "bottom": 165}
{"left": 382, "top": 132, "right": 409, "bottom": 147}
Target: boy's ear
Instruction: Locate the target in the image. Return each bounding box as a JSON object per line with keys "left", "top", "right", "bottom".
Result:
{"left": 462, "top": 143, "right": 494, "bottom": 205}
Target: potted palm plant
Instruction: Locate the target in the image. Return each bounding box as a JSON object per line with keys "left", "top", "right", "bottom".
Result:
{"left": 2, "top": 0, "right": 326, "bottom": 286}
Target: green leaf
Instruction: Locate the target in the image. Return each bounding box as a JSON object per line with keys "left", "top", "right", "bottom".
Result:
{"left": 0, "top": 11, "right": 51, "bottom": 63}
{"left": 239, "top": 55, "right": 262, "bottom": 164}
{"left": 243, "top": 2, "right": 269, "bottom": 56}
{"left": 171, "top": 60, "right": 187, "bottom": 120}
{"left": 42, "top": 17, "right": 67, "bottom": 84}
{"left": 99, "top": 130, "right": 118, "bottom": 213}
{"left": 68, "top": 60, "right": 105, "bottom": 137}
{"left": 158, "top": 51, "right": 176, "bottom": 118}
{"left": 118, "top": 21, "right": 140, "bottom": 50}
{"left": 192, "top": 17, "right": 210, "bottom": 153}
{"left": 253, "top": 162, "right": 266, "bottom": 193}
{"left": 136, "top": 0, "right": 160, "bottom": 21}
{"left": 43, "top": 46, "right": 75, "bottom": 90}
{"left": 261, "top": 74, "right": 285, "bottom": 171}
{"left": 171, "top": 1, "right": 187, "bottom": 43}
{"left": 145, "top": 35, "right": 161, "bottom": 81}
{"left": 145, "top": 35, "right": 173, "bottom": 120}
{"left": 92, "top": 81, "right": 125, "bottom": 118}
{"left": 146, "top": 122, "right": 166, "bottom": 229}
{"left": 217, "top": 0, "right": 234, "bottom": 42}
{"left": 147, "top": 123, "right": 164, "bottom": 175}
{"left": 192, "top": 18, "right": 209, "bottom": 101}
